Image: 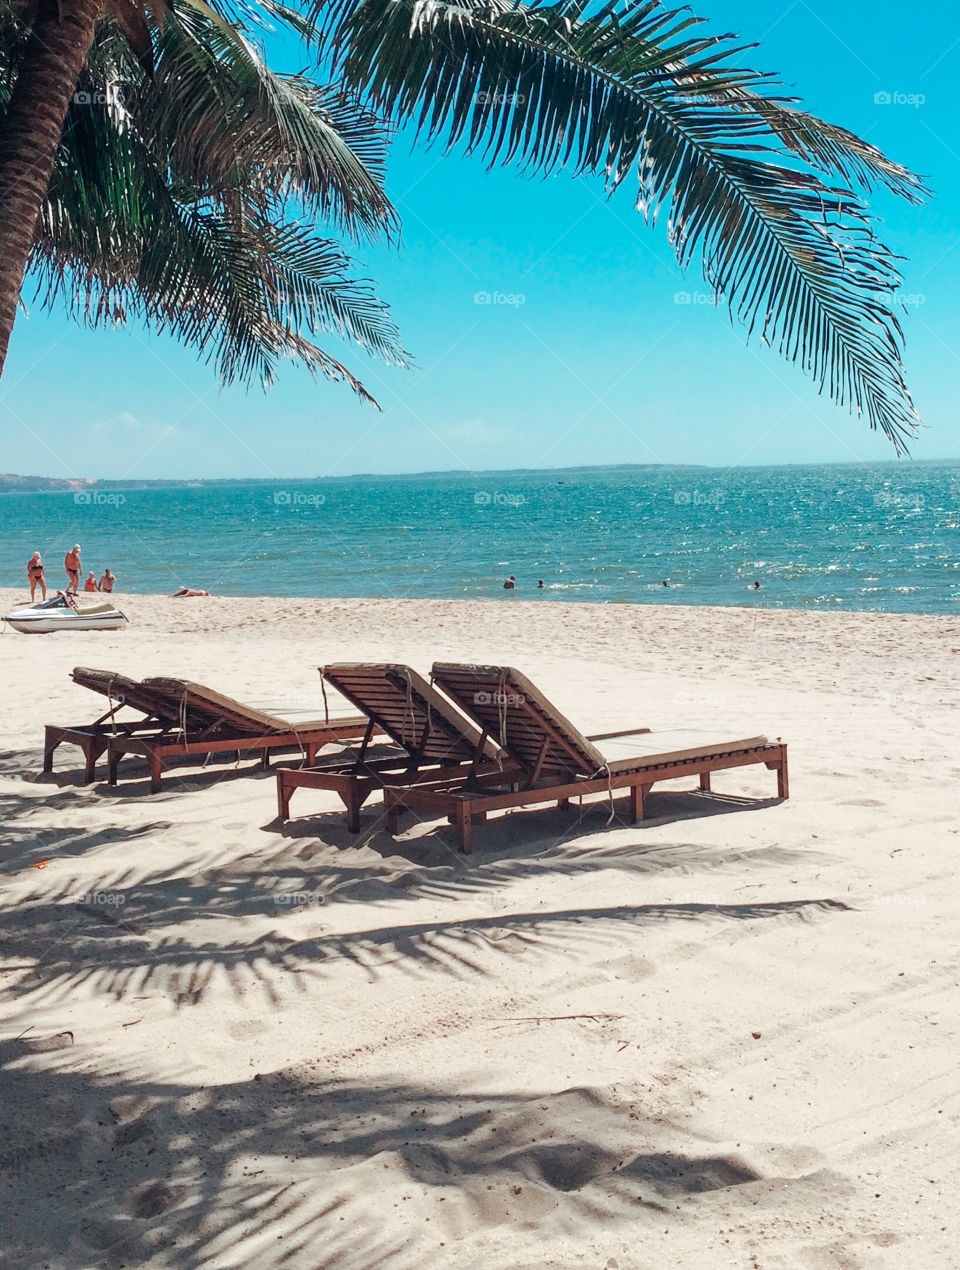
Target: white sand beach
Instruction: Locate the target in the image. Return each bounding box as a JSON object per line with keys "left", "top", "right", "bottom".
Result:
{"left": 1, "top": 589, "right": 958, "bottom": 1268}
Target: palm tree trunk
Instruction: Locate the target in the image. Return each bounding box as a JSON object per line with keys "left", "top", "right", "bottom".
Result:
{"left": 0, "top": 0, "right": 102, "bottom": 377}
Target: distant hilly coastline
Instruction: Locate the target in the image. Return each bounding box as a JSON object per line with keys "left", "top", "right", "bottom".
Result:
{"left": 1, "top": 458, "right": 936, "bottom": 495}
{"left": 0, "top": 464, "right": 709, "bottom": 494}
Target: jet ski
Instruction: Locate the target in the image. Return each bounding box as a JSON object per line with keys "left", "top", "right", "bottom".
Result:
{"left": 4, "top": 592, "right": 128, "bottom": 634}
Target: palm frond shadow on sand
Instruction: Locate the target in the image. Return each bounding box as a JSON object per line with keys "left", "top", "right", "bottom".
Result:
{"left": 3, "top": 884, "right": 849, "bottom": 1007}
{"left": 0, "top": 1044, "right": 847, "bottom": 1270}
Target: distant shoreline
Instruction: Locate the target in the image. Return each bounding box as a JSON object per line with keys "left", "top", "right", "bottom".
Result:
{"left": 2, "top": 456, "right": 957, "bottom": 495}
{"left": 1, "top": 587, "right": 955, "bottom": 623}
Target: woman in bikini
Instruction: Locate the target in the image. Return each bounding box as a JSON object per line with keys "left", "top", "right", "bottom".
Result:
{"left": 27, "top": 552, "right": 46, "bottom": 601}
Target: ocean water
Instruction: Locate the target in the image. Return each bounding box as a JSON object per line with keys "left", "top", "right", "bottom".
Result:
{"left": 1, "top": 462, "right": 958, "bottom": 614}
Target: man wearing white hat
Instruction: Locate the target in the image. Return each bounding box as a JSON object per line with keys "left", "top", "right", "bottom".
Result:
{"left": 64, "top": 544, "right": 81, "bottom": 595}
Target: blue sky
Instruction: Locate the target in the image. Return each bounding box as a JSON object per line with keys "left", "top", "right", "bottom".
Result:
{"left": 1, "top": 0, "right": 958, "bottom": 480}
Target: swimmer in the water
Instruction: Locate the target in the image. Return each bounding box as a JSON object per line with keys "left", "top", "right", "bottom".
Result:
{"left": 503, "top": 575, "right": 516, "bottom": 590}
{"left": 538, "top": 579, "right": 545, "bottom": 589}
{"left": 751, "top": 580, "right": 761, "bottom": 590}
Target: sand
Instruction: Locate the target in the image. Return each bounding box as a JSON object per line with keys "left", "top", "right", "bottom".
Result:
{"left": 0, "top": 587, "right": 958, "bottom": 1268}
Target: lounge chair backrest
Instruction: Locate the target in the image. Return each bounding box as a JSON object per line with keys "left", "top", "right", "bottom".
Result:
{"left": 322, "top": 664, "right": 502, "bottom": 763}
{"left": 142, "top": 677, "right": 288, "bottom": 733}
{"left": 431, "top": 663, "right": 606, "bottom": 778}
{"left": 71, "top": 667, "right": 184, "bottom": 724}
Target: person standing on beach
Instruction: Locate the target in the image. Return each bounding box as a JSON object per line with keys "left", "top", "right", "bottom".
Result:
{"left": 27, "top": 552, "right": 46, "bottom": 601}
{"left": 99, "top": 568, "right": 116, "bottom": 593}
{"left": 64, "top": 545, "right": 81, "bottom": 594}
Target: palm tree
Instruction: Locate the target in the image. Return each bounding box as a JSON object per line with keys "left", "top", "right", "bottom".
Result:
{"left": 0, "top": 0, "right": 407, "bottom": 396}
{"left": 0, "top": 0, "right": 926, "bottom": 444}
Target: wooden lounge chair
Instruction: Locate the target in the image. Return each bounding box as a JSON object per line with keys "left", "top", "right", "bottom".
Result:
{"left": 43, "top": 667, "right": 191, "bottom": 784}
{"left": 275, "top": 663, "right": 508, "bottom": 830}
{"left": 104, "top": 675, "right": 371, "bottom": 792}
{"left": 382, "top": 663, "right": 789, "bottom": 852}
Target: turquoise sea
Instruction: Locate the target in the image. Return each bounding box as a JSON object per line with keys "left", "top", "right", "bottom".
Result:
{"left": 1, "top": 462, "right": 958, "bottom": 613}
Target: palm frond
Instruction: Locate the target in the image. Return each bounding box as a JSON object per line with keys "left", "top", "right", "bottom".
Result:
{"left": 22, "top": 12, "right": 409, "bottom": 398}
{"left": 316, "top": 0, "right": 925, "bottom": 448}
{"left": 149, "top": 6, "right": 397, "bottom": 241}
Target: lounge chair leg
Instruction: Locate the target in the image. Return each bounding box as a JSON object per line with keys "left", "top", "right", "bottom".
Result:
{"left": 777, "top": 750, "right": 789, "bottom": 800}
{"left": 345, "top": 784, "right": 361, "bottom": 834}
{"left": 630, "top": 783, "right": 646, "bottom": 823}
{"left": 699, "top": 771, "right": 711, "bottom": 791}
{"left": 42, "top": 728, "right": 57, "bottom": 774}
{"left": 455, "top": 804, "right": 472, "bottom": 854}
{"left": 306, "top": 743, "right": 317, "bottom": 766}
{"left": 385, "top": 794, "right": 401, "bottom": 836}
{"left": 557, "top": 798, "right": 571, "bottom": 810}
{"left": 83, "top": 741, "right": 98, "bottom": 785}
{"left": 277, "top": 774, "right": 291, "bottom": 820}
{"left": 259, "top": 750, "right": 270, "bottom": 770}
{"left": 150, "top": 752, "right": 162, "bottom": 794}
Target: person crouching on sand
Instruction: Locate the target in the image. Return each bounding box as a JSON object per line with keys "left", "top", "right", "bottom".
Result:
{"left": 27, "top": 552, "right": 46, "bottom": 601}
{"left": 64, "top": 544, "right": 81, "bottom": 594}
{"left": 84, "top": 571, "right": 98, "bottom": 592}
{"left": 99, "top": 568, "right": 116, "bottom": 593}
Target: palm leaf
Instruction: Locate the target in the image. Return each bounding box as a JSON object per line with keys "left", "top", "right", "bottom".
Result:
{"left": 20, "top": 9, "right": 409, "bottom": 398}
{"left": 315, "top": 0, "right": 926, "bottom": 448}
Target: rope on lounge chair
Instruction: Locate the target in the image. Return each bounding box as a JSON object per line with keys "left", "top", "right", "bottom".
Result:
{"left": 106, "top": 674, "right": 122, "bottom": 736}
{"left": 399, "top": 665, "right": 432, "bottom": 750}
{"left": 319, "top": 673, "right": 331, "bottom": 725}
{"left": 496, "top": 669, "right": 510, "bottom": 749}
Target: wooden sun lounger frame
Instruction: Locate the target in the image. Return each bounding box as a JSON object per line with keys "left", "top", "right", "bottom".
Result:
{"left": 276, "top": 741, "right": 517, "bottom": 831}
{"left": 43, "top": 669, "right": 189, "bottom": 784}
{"left": 380, "top": 662, "right": 788, "bottom": 852}
{"left": 101, "top": 675, "right": 372, "bottom": 792}
{"left": 276, "top": 664, "right": 511, "bottom": 829}
{"left": 107, "top": 722, "right": 369, "bottom": 793}
{"left": 383, "top": 740, "right": 788, "bottom": 853}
